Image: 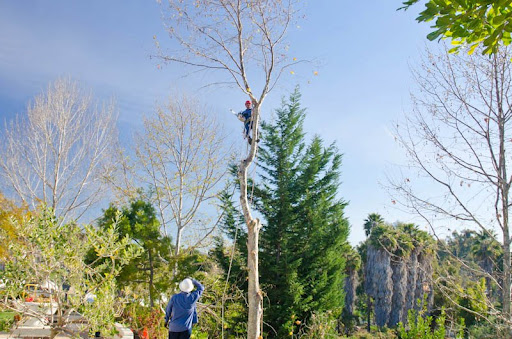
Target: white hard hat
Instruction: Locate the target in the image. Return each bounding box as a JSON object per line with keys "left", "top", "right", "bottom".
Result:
{"left": 179, "top": 278, "right": 193, "bottom": 293}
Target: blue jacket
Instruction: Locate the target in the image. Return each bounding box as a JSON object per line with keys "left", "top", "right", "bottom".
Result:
{"left": 240, "top": 108, "right": 252, "bottom": 124}
{"left": 165, "top": 279, "right": 204, "bottom": 332}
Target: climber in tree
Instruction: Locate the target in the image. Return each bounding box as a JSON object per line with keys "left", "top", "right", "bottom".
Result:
{"left": 231, "top": 100, "right": 259, "bottom": 145}
{"left": 238, "top": 100, "right": 254, "bottom": 144}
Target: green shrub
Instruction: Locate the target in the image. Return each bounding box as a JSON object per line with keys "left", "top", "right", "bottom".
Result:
{"left": 297, "top": 311, "right": 340, "bottom": 338}
{"left": 121, "top": 304, "right": 167, "bottom": 339}
{"left": 397, "top": 306, "right": 446, "bottom": 339}
{"left": 344, "top": 327, "right": 396, "bottom": 339}
{"left": 467, "top": 322, "right": 510, "bottom": 339}
{"left": 0, "top": 312, "right": 15, "bottom": 332}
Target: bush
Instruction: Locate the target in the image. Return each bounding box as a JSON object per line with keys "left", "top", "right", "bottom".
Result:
{"left": 397, "top": 307, "right": 446, "bottom": 339}
{"left": 0, "top": 312, "right": 15, "bottom": 332}
{"left": 121, "top": 304, "right": 167, "bottom": 339}
{"left": 343, "top": 327, "right": 396, "bottom": 339}
{"left": 467, "top": 322, "right": 510, "bottom": 339}
{"left": 297, "top": 311, "right": 339, "bottom": 338}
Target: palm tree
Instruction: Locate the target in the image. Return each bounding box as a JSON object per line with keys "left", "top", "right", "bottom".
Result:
{"left": 364, "top": 213, "right": 384, "bottom": 237}
{"left": 471, "top": 229, "right": 502, "bottom": 296}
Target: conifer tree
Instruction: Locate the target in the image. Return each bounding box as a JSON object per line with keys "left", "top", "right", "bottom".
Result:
{"left": 255, "top": 89, "right": 307, "bottom": 334}
{"left": 97, "top": 199, "right": 172, "bottom": 308}
{"left": 256, "top": 88, "right": 349, "bottom": 336}
{"left": 217, "top": 88, "right": 350, "bottom": 337}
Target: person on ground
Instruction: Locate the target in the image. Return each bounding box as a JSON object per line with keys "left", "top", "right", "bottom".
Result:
{"left": 164, "top": 278, "right": 204, "bottom": 339}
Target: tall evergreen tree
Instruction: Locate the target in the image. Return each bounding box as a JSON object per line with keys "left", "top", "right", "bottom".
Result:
{"left": 254, "top": 88, "right": 350, "bottom": 336}
{"left": 216, "top": 89, "right": 350, "bottom": 337}
{"left": 291, "top": 136, "right": 349, "bottom": 313}
{"left": 255, "top": 89, "right": 307, "bottom": 334}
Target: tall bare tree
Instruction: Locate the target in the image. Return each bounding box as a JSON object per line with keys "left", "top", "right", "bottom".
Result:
{"left": 0, "top": 78, "right": 117, "bottom": 221}
{"left": 133, "top": 95, "right": 231, "bottom": 260}
{"left": 389, "top": 47, "right": 512, "bottom": 327}
{"left": 157, "top": 1, "right": 300, "bottom": 336}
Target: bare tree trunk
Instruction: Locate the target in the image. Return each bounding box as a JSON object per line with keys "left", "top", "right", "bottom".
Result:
{"left": 365, "top": 245, "right": 392, "bottom": 328}
{"left": 148, "top": 249, "right": 154, "bottom": 308}
{"left": 500, "top": 153, "right": 511, "bottom": 325}
{"left": 495, "top": 56, "right": 511, "bottom": 326}
{"left": 414, "top": 252, "right": 434, "bottom": 311}
{"left": 502, "top": 232, "right": 510, "bottom": 324}
{"left": 366, "top": 295, "right": 371, "bottom": 333}
{"left": 389, "top": 257, "right": 408, "bottom": 327}
{"left": 172, "top": 227, "right": 183, "bottom": 278}
{"left": 174, "top": 227, "right": 183, "bottom": 256}
{"left": 373, "top": 249, "right": 392, "bottom": 327}
{"left": 344, "top": 268, "right": 357, "bottom": 316}
{"left": 406, "top": 248, "right": 419, "bottom": 313}
{"left": 238, "top": 104, "right": 263, "bottom": 339}
{"left": 246, "top": 219, "right": 263, "bottom": 339}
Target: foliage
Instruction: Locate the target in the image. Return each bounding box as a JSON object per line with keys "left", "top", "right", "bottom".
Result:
{"left": 457, "top": 278, "right": 489, "bottom": 333}
{"left": 0, "top": 208, "right": 141, "bottom": 338}
{"left": 257, "top": 89, "right": 349, "bottom": 336}
{"left": 192, "top": 261, "right": 247, "bottom": 338}
{"left": 218, "top": 89, "right": 349, "bottom": 337}
{"left": 0, "top": 193, "right": 29, "bottom": 259}
{"left": 95, "top": 198, "right": 172, "bottom": 307}
{"left": 297, "top": 311, "right": 339, "bottom": 338}
{"left": 400, "top": 0, "right": 512, "bottom": 55}
{"left": 396, "top": 303, "right": 446, "bottom": 339}
{"left": 122, "top": 304, "right": 167, "bottom": 339}
{"left": 363, "top": 213, "right": 384, "bottom": 238}
{"left": 466, "top": 320, "right": 510, "bottom": 339}
{"left": 433, "top": 228, "right": 504, "bottom": 335}
{"left": 210, "top": 241, "right": 247, "bottom": 336}
{"left": 0, "top": 311, "right": 15, "bottom": 332}
{"left": 344, "top": 328, "right": 396, "bottom": 339}
{"left": 210, "top": 203, "right": 250, "bottom": 337}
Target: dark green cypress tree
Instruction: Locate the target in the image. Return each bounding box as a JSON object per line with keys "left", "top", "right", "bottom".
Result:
{"left": 255, "top": 88, "right": 349, "bottom": 336}
{"left": 256, "top": 88, "right": 307, "bottom": 335}
{"left": 216, "top": 88, "right": 350, "bottom": 337}
{"left": 292, "top": 137, "right": 349, "bottom": 315}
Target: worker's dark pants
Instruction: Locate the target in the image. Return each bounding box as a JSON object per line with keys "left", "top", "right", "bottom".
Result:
{"left": 168, "top": 329, "right": 192, "bottom": 339}
{"left": 244, "top": 122, "right": 251, "bottom": 137}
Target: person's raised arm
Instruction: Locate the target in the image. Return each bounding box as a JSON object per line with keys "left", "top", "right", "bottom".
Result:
{"left": 190, "top": 279, "right": 204, "bottom": 302}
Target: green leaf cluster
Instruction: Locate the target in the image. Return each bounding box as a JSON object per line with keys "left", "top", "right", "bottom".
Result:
{"left": 95, "top": 198, "right": 173, "bottom": 307}
{"left": 368, "top": 222, "right": 435, "bottom": 258}
{"left": 397, "top": 303, "right": 447, "bottom": 339}
{"left": 400, "top": 0, "right": 512, "bottom": 55}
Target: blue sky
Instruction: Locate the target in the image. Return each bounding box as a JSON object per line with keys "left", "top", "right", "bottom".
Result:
{"left": 0, "top": 0, "right": 433, "bottom": 245}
